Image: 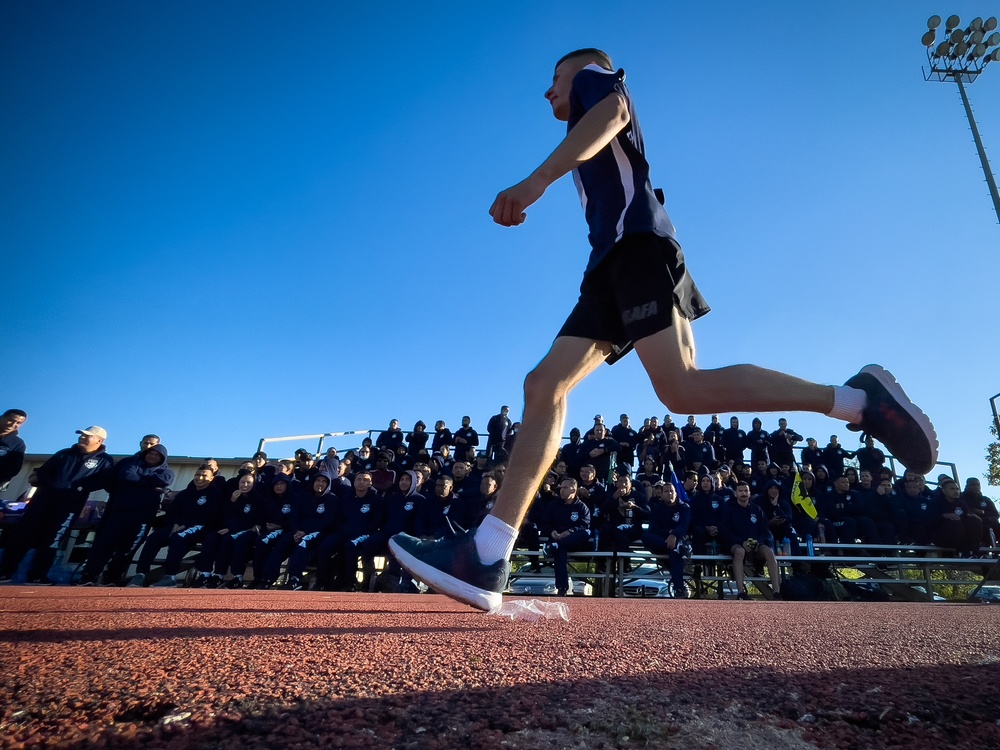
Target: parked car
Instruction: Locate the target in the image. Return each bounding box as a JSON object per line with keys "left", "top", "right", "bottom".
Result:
{"left": 912, "top": 585, "right": 947, "bottom": 602}
{"left": 507, "top": 577, "right": 593, "bottom": 597}
{"left": 621, "top": 565, "right": 701, "bottom": 598}
{"left": 507, "top": 577, "right": 594, "bottom": 596}
{"left": 970, "top": 585, "right": 1000, "bottom": 603}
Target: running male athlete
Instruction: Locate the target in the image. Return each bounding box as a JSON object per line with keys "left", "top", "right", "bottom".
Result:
{"left": 388, "top": 48, "right": 938, "bottom": 611}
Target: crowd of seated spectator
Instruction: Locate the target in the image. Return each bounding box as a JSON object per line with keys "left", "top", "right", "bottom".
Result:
{"left": 1, "top": 409, "right": 997, "bottom": 597}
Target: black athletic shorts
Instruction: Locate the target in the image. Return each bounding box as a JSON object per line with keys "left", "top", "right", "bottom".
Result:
{"left": 557, "top": 232, "right": 711, "bottom": 364}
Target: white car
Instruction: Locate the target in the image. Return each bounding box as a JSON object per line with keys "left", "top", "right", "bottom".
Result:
{"left": 507, "top": 577, "right": 593, "bottom": 597}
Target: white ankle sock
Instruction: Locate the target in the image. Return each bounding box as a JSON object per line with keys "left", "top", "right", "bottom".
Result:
{"left": 828, "top": 385, "right": 867, "bottom": 423}
{"left": 474, "top": 514, "right": 518, "bottom": 565}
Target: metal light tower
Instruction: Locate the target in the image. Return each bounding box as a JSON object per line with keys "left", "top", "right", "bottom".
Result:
{"left": 921, "top": 14, "right": 1000, "bottom": 224}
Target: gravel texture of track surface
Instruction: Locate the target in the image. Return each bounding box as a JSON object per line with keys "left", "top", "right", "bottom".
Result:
{"left": 1, "top": 588, "right": 998, "bottom": 749}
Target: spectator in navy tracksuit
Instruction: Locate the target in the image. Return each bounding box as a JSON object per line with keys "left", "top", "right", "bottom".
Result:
{"left": 131, "top": 465, "right": 224, "bottom": 586}
{"left": 720, "top": 417, "right": 747, "bottom": 466}
{"left": 406, "top": 421, "right": 430, "bottom": 459}
{"left": 452, "top": 474, "right": 498, "bottom": 532}
{"left": 581, "top": 423, "right": 619, "bottom": 484}
{"left": 281, "top": 472, "right": 339, "bottom": 590}
{"left": 79, "top": 444, "right": 174, "bottom": 586}
{"left": 452, "top": 416, "right": 480, "bottom": 463}
{"left": 757, "top": 479, "right": 798, "bottom": 554}
{"left": 190, "top": 472, "right": 261, "bottom": 588}
{"left": 0, "top": 409, "right": 27, "bottom": 490}
{"left": 721, "top": 483, "right": 780, "bottom": 599}
{"left": 817, "top": 475, "right": 878, "bottom": 545}
{"left": 598, "top": 475, "right": 649, "bottom": 553}
{"left": 800, "top": 438, "right": 824, "bottom": 472}
{"left": 1, "top": 426, "right": 115, "bottom": 584}
{"left": 249, "top": 472, "right": 299, "bottom": 588}
{"left": 381, "top": 470, "right": 425, "bottom": 589}
{"left": 962, "top": 478, "right": 1000, "bottom": 547}
{"left": 317, "top": 471, "right": 385, "bottom": 591}
{"left": 933, "top": 478, "right": 983, "bottom": 556}
{"left": 611, "top": 414, "right": 638, "bottom": 473}
{"left": 542, "top": 477, "right": 592, "bottom": 596}
{"left": 415, "top": 475, "right": 458, "bottom": 539}
{"left": 821, "top": 436, "right": 854, "bottom": 480}
{"left": 559, "top": 428, "right": 586, "bottom": 479}
{"left": 688, "top": 475, "right": 725, "bottom": 554}
{"left": 682, "top": 428, "right": 716, "bottom": 474}
{"left": 376, "top": 420, "right": 405, "bottom": 454}
{"left": 641, "top": 481, "right": 691, "bottom": 598}
{"left": 746, "top": 418, "right": 771, "bottom": 468}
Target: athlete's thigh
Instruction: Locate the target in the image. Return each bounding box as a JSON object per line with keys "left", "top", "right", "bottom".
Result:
{"left": 631, "top": 307, "right": 697, "bottom": 385}
{"left": 530, "top": 335, "right": 614, "bottom": 392}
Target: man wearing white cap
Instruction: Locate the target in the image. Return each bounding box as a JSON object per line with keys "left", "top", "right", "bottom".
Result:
{"left": 0, "top": 426, "right": 114, "bottom": 584}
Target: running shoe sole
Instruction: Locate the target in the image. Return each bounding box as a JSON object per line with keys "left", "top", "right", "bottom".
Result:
{"left": 388, "top": 537, "right": 503, "bottom": 612}
{"left": 846, "top": 364, "right": 939, "bottom": 474}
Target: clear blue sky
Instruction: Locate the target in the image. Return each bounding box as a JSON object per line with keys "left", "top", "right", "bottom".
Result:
{"left": 3, "top": 1, "right": 999, "bottom": 484}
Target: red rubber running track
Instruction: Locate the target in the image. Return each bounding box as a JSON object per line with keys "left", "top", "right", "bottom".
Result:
{"left": 1, "top": 588, "right": 998, "bottom": 749}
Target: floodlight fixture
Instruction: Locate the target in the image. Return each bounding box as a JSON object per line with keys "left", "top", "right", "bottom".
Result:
{"left": 921, "top": 13, "right": 1000, "bottom": 225}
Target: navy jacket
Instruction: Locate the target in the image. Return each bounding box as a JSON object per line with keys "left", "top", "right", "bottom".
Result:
{"left": 106, "top": 445, "right": 174, "bottom": 518}
{"left": 166, "top": 480, "right": 225, "bottom": 530}
{"left": 721, "top": 500, "right": 774, "bottom": 548}
{"left": 648, "top": 500, "right": 691, "bottom": 538}
{"left": 336, "top": 486, "right": 385, "bottom": 539}
{"left": 0, "top": 430, "right": 26, "bottom": 486}
{"left": 34, "top": 444, "right": 115, "bottom": 501}
{"left": 544, "top": 498, "right": 591, "bottom": 536}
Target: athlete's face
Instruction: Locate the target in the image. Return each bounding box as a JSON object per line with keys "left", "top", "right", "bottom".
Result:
{"left": 545, "top": 59, "right": 585, "bottom": 121}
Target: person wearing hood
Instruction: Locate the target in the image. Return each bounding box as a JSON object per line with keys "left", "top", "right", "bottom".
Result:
{"left": 406, "top": 421, "right": 430, "bottom": 458}
{"left": 757, "top": 479, "right": 797, "bottom": 553}
{"left": 789, "top": 469, "right": 822, "bottom": 541}
{"left": 689, "top": 473, "right": 725, "bottom": 554}
{"left": 558, "top": 427, "right": 586, "bottom": 479}
{"left": 246, "top": 472, "right": 299, "bottom": 589}
{"left": 746, "top": 418, "right": 771, "bottom": 468}
{"left": 129, "top": 465, "right": 225, "bottom": 587}
{"left": 1, "top": 426, "right": 115, "bottom": 585}
{"left": 78, "top": 443, "right": 174, "bottom": 586}
{"left": 281, "top": 472, "right": 339, "bottom": 590}
{"left": 720, "top": 416, "right": 747, "bottom": 465}
{"left": 961, "top": 478, "right": 999, "bottom": 548}
{"left": 933, "top": 478, "right": 983, "bottom": 557}
{"left": 189, "top": 471, "right": 261, "bottom": 589}
{"left": 380, "top": 470, "right": 426, "bottom": 591}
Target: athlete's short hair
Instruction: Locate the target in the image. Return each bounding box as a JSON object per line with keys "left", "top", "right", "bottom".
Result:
{"left": 555, "top": 48, "right": 613, "bottom": 72}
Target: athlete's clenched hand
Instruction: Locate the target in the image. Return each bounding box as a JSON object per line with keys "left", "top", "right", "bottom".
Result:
{"left": 489, "top": 175, "right": 546, "bottom": 227}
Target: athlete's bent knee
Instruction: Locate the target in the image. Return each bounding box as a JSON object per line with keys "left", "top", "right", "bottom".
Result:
{"left": 649, "top": 370, "right": 703, "bottom": 414}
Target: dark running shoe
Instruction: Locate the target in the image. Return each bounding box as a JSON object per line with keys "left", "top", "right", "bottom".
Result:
{"left": 388, "top": 529, "right": 510, "bottom": 612}
{"left": 844, "top": 364, "right": 938, "bottom": 475}
{"left": 205, "top": 574, "right": 223, "bottom": 589}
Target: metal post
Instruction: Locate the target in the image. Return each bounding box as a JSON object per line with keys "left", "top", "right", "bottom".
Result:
{"left": 991, "top": 392, "right": 1000, "bottom": 437}
{"left": 953, "top": 73, "right": 1000, "bottom": 224}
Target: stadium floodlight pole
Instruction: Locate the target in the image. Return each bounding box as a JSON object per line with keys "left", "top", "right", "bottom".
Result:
{"left": 991, "top": 392, "right": 1000, "bottom": 438}
{"left": 921, "top": 14, "right": 1000, "bottom": 225}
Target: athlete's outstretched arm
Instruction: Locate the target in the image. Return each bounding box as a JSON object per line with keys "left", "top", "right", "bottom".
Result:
{"left": 489, "top": 92, "right": 629, "bottom": 227}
